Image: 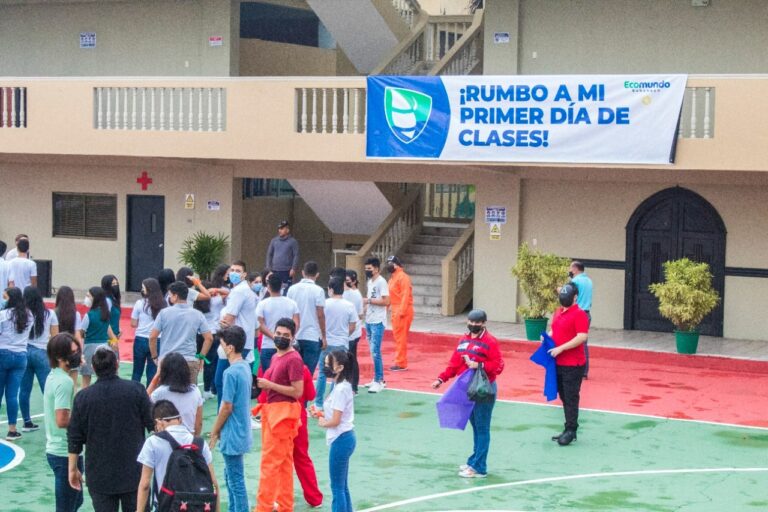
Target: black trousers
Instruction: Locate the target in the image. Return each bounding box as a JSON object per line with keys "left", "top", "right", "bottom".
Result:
{"left": 89, "top": 490, "right": 137, "bottom": 512}
{"left": 556, "top": 364, "right": 586, "bottom": 431}
{"left": 349, "top": 337, "right": 360, "bottom": 393}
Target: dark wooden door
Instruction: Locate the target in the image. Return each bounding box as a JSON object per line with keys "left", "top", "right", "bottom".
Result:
{"left": 626, "top": 188, "right": 725, "bottom": 336}
{"left": 127, "top": 195, "right": 165, "bottom": 292}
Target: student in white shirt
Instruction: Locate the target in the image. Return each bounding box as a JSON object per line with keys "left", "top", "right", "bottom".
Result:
{"left": 131, "top": 278, "right": 167, "bottom": 386}
{"left": 3, "top": 234, "right": 29, "bottom": 261}
{"left": 0, "top": 287, "right": 34, "bottom": 440}
{"left": 343, "top": 270, "right": 364, "bottom": 394}
{"left": 0, "top": 241, "right": 9, "bottom": 290}
{"left": 316, "top": 349, "right": 356, "bottom": 512}
{"left": 315, "top": 278, "right": 356, "bottom": 408}
{"left": 256, "top": 273, "right": 300, "bottom": 371}
{"left": 287, "top": 261, "right": 327, "bottom": 374}
{"left": 136, "top": 400, "right": 218, "bottom": 512}
{"left": 363, "top": 258, "right": 390, "bottom": 393}
{"left": 150, "top": 353, "right": 204, "bottom": 436}
{"left": 8, "top": 238, "right": 37, "bottom": 290}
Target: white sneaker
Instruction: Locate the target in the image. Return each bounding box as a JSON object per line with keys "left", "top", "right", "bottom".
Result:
{"left": 459, "top": 464, "right": 470, "bottom": 471}
{"left": 201, "top": 391, "right": 215, "bottom": 401}
{"left": 251, "top": 417, "right": 262, "bottom": 430}
{"left": 362, "top": 380, "right": 376, "bottom": 388}
{"left": 368, "top": 381, "right": 384, "bottom": 393}
{"left": 458, "top": 467, "right": 486, "bottom": 478}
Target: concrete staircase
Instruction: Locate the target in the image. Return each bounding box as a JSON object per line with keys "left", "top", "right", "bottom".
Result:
{"left": 401, "top": 224, "right": 468, "bottom": 316}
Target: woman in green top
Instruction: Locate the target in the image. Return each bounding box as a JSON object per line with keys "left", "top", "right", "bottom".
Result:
{"left": 79, "top": 287, "right": 115, "bottom": 388}
{"left": 101, "top": 274, "right": 122, "bottom": 340}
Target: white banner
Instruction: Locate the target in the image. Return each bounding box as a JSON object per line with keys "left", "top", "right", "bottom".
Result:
{"left": 366, "top": 75, "right": 688, "bottom": 164}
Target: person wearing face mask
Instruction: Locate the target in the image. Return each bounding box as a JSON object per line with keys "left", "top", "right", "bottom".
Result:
{"left": 100, "top": 275, "right": 123, "bottom": 346}
{"left": 130, "top": 278, "right": 167, "bottom": 387}
{"left": 1, "top": 287, "right": 34, "bottom": 440}
{"left": 568, "top": 260, "right": 593, "bottom": 379}
{"left": 362, "top": 258, "right": 390, "bottom": 394}
{"left": 254, "top": 318, "right": 304, "bottom": 512}
{"left": 431, "top": 309, "right": 505, "bottom": 478}
{"left": 386, "top": 255, "right": 414, "bottom": 372}
{"left": 546, "top": 282, "right": 589, "bottom": 446}
{"left": 79, "top": 287, "right": 116, "bottom": 389}
{"left": 44, "top": 333, "right": 84, "bottom": 511}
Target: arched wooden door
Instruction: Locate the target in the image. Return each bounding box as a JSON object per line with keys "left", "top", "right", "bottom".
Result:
{"left": 625, "top": 187, "right": 726, "bottom": 336}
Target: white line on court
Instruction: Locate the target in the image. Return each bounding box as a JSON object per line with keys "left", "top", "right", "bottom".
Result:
{"left": 386, "top": 387, "right": 768, "bottom": 431}
{"left": 0, "top": 413, "right": 44, "bottom": 426}
{"left": 0, "top": 439, "right": 26, "bottom": 473}
{"left": 357, "top": 467, "right": 768, "bottom": 512}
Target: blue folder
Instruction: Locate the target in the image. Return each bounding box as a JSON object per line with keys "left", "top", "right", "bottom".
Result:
{"left": 529, "top": 332, "right": 558, "bottom": 401}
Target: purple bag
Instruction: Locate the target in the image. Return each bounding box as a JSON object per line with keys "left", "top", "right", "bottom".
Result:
{"left": 436, "top": 369, "right": 476, "bottom": 430}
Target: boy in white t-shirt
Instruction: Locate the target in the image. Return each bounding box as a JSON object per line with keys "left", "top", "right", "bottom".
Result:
{"left": 8, "top": 238, "right": 37, "bottom": 290}
{"left": 363, "top": 258, "right": 389, "bottom": 393}
{"left": 136, "top": 400, "right": 219, "bottom": 512}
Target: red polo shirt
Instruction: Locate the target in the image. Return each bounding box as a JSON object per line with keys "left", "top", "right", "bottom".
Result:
{"left": 551, "top": 305, "right": 590, "bottom": 367}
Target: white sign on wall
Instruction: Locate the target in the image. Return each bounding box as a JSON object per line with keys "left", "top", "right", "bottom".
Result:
{"left": 80, "top": 32, "right": 96, "bottom": 49}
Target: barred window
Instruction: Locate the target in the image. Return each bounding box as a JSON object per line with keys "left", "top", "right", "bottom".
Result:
{"left": 52, "top": 193, "right": 117, "bottom": 240}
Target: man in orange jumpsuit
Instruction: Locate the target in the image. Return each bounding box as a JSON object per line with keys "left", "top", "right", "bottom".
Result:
{"left": 386, "top": 255, "right": 414, "bottom": 371}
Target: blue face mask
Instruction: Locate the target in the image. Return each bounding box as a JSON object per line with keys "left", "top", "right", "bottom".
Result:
{"left": 252, "top": 283, "right": 263, "bottom": 294}
{"left": 229, "top": 272, "right": 242, "bottom": 286}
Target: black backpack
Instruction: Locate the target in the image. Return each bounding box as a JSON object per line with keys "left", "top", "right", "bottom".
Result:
{"left": 155, "top": 431, "right": 217, "bottom": 512}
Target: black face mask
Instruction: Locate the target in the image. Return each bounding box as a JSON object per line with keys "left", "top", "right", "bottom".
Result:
{"left": 67, "top": 350, "right": 82, "bottom": 369}
{"left": 364, "top": 270, "right": 374, "bottom": 279}
{"left": 112, "top": 284, "right": 120, "bottom": 296}
{"left": 568, "top": 271, "right": 574, "bottom": 279}
{"left": 322, "top": 365, "right": 337, "bottom": 378}
{"left": 274, "top": 336, "right": 291, "bottom": 350}
{"left": 386, "top": 264, "right": 396, "bottom": 274}
{"left": 467, "top": 324, "right": 483, "bottom": 334}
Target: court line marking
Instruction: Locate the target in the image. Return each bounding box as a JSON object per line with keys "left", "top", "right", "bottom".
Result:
{"left": 358, "top": 467, "right": 768, "bottom": 512}
{"left": 0, "top": 439, "right": 26, "bottom": 474}
{"left": 0, "top": 413, "right": 44, "bottom": 426}
{"left": 386, "top": 387, "right": 768, "bottom": 431}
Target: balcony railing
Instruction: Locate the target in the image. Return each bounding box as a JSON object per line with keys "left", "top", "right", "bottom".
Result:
{"left": 391, "top": 0, "right": 421, "bottom": 29}
{"left": 295, "top": 87, "right": 366, "bottom": 134}
{"left": 679, "top": 87, "right": 715, "bottom": 139}
{"left": 0, "top": 87, "right": 27, "bottom": 128}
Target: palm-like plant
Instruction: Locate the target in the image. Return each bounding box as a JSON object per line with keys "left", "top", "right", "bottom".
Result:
{"left": 178, "top": 232, "right": 230, "bottom": 280}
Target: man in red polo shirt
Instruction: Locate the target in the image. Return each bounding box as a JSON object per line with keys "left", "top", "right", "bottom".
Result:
{"left": 547, "top": 282, "right": 589, "bottom": 446}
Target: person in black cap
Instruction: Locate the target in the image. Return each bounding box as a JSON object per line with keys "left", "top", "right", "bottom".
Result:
{"left": 266, "top": 221, "right": 300, "bottom": 293}
{"left": 546, "top": 282, "right": 589, "bottom": 446}
{"left": 386, "top": 255, "right": 413, "bottom": 371}
{"left": 431, "top": 309, "right": 505, "bottom": 478}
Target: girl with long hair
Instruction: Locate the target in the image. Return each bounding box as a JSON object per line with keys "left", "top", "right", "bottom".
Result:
{"left": 176, "top": 266, "right": 212, "bottom": 303}
{"left": 54, "top": 286, "right": 84, "bottom": 387}
{"left": 149, "top": 352, "right": 204, "bottom": 436}
{"left": 157, "top": 268, "right": 176, "bottom": 297}
{"left": 130, "top": 278, "right": 167, "bottom": 386}
{"left": 0, "top": 287, "right": 34, "bottom": 440}
{"left": 79, "top": 287, "right": 116, "bottom": 388}
{"left": 101, "top": 274, "right": 122, "bottom": 342}
{"left": 19, "top": 286, "right": 59, "bottom": 432}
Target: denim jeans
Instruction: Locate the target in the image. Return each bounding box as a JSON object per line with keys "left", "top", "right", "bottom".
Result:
{"left": 131, "top": 336, "right": 157, "bottom": 387}
{"left": 259, "top": 348, "right": 277, "bottom": 372}
{"left": 222, "top": 453, "right": 249, "bottom": 512}
{"left": 0, "top": 349, "right": 28, "bottom": 426}
{"left": 298, "top": 339, "right": 321, "bottom": 375}
{"left": 329, "top": 430, "right": 356, "bottom": 512}
{"left": 467, "top": 382, "right": 497, "bottom": 475}
{"left": 365, "top": 322, "right": 385, "bottom": 382}
{"left": 215, "top": 348, "right": 250, "bottom": 409}
{"left": 314, "top": 347, "right": 336, "bottom": 408}
{"left": 47, "top": 453, "right": 84, "bottom": 512}
{"left": 20, "top": 345, "right": 50, "bottom": 422}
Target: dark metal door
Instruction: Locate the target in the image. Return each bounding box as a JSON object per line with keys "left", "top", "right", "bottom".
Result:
{"left": 127, "top": 195, "right": 165, "bottom": 292}
{"left": 626, "top": 188, "right": 725, "bottom": 336}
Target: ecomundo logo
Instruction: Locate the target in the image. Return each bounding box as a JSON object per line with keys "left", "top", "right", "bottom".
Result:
{"left": 384, "top": 87, "right": 433, "bottom": 144}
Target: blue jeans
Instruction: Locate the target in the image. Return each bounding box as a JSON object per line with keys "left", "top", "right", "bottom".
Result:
{"left": 0, "top": 349, "right": 28, "bottom": 426}
{"left": 131, "top": 336, "right": 157, "bottom": 386}
{"left": 298, "top": 339, "right": 321, "bottom": 375}
{"left": 314, "top": 347, "right": 337, "bottom": 408}
{"left": 47, "top": 453, "right": 84, "bottom": 512}
{"left": 329, "top": 430, "right": 356, "bottom": 512}
{"left": 259, "top": 348, "right": 276, "bottom": 372}
{"left": 20, "top": 345, "right": 50, "bottom": 422}
{"left": 467, "top": 382, "right": 497, "bottom": 475}
{"left": 215, "top": 348, "right": 250, "bottom": 409}
{"left": 365, "top": 322, "right": 385, "bottom": 383}
{"left": 222, "top": 453, "right": 249, "bottom": 512}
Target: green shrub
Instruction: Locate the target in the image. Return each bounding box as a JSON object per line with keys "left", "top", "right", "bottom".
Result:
{"left": 178, "top": 231, "right": 230, "bottom": 280}
{"left": 648, "top": 258, "right": 720, "bottom": 332}
{"left": 511, "top": 243, "right": 570, "bottom": 319}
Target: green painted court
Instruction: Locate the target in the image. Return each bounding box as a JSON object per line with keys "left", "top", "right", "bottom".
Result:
{"left": 2, "top": 364, "right": 766, "bottom": 512}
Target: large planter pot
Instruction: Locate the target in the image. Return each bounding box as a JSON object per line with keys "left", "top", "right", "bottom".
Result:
{"left": 524, "top": 317, "right": 549, "bottom": 341}
{"left": 675, "top": 330, "right": 699, "bottom": 354}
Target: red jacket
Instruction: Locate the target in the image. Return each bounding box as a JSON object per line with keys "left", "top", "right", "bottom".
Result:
{"left": 438, "top": 330, "right": 505, "bottom": 384}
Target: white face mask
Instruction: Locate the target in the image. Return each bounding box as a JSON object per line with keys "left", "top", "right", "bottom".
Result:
{"left": 84, "top": 296, "right": 93, "bottom": 308}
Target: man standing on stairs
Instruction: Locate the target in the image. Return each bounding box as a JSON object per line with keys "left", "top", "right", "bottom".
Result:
{"left": 363, "top": 258, "right": 389, "bottom": 393}
{"left": 386, "top": 256, "right": 413, "bottom": 372}
{"left": 266, "top": 220, "right": 300, "bottom": 294}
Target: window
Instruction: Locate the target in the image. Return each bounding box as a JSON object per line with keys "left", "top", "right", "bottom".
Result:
{"left": 52, "top": 193, "right": 117, "bottom": 240}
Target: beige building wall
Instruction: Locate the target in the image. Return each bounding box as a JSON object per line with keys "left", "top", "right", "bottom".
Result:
{"left": 0, "top": 0, "right": 236, "bottom": 76}
{"left": 239, "top": 39, "right": 338, "bottom": 77}
{"left": 0, "top": 157, "right": 236, "bottom": 292}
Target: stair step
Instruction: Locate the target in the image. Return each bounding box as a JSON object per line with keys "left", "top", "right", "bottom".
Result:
{"left": 413, "top": 284, "right": 441, "bottom": 296}
{"left": 421, "top": 225, "right": 467, "bottom": 237}
{"left": 413, "top": 235, "right": 458, "bottom": 247}
{"left": 402, "top": 253, "right": 443, "bottom": 265}
{"left": 413, "top": 294, "right": 442, "bottom": 307}
{"left": 409, "top": 274, "right": 441, "bottom": 286}
{"left": 408, "top": 244, "right": 453, "bottom": 256}
{"left": 406, "top": 264, "right": 441, "bottom": 276}
{"left": 414, "top": 304, "right": 442, "bottom": 316}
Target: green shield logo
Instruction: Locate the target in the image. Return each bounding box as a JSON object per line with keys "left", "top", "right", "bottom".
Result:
{"left": 384, "top": 87, "right": 433, "bottom": 144}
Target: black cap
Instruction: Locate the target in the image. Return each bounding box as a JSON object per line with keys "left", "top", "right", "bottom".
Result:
{"left": 559, "top": 283, "right": 578, "bottom": 302}
{"left": 277, "top": 220, "right": 290, "bottom": 229}
{"left": 386, "top": 255, "right": 402, "bottom": 266}
{"left": 467, "top": 309, "right": 487, "bottom": 322}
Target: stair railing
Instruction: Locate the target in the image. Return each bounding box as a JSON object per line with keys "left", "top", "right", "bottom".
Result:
{"left": 429, "top": 9, "right": 484, "bottom": 76}
{"left": 372, "top": 14, "right": 474, "bottom": 75}
{"left": 346, "top": 187, "right": 423, "bottom": 294}
{"left": 441, "top": 224, "right": 474, "bottom": 315}
{"left": 391, "top": 0, "right": 422, "bottom": 29}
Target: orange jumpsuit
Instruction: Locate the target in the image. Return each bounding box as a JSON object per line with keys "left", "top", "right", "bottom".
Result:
{"left": 388, "top": 268, "right": 414, "bottom": 368}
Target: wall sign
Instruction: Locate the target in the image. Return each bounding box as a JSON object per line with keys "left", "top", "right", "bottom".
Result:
{"left": 207, "top": 200, "right": 221, "bottom": 211}
{"left": 485, "top": 206, "right": 507, "bottom": 224}
{"left": 184, "top": 194, "right": 195, "bottom": 210}
{"left": 80, "top": 32, "right": 96, "bottom": 49}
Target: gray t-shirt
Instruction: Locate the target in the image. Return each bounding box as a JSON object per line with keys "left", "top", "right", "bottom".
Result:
{"left": 0, "top": 309, "right": 34, "bottom": 352}
{"left": 287, "top": 279, "right": 325, "bottom": 341}
{"left": 150, "top": 385, "right": 204, "bottom": 434}
{"left": 343, "top": 289, "right": 364, "bottom": 340}
{"left": 221, "top": 282, "right": 257, "bottom": 351}
{"left": 324, "top": 297, "right": 357, "bottom": 348}
{"left": 153, "top": 303, "right": 210, "bottom": 361}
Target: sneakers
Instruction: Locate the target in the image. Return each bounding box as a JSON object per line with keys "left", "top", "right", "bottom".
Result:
{"left": 459, "top": 464, "right": 470, "bottom": 471}
{"left": 389, "top": 365, "right": 407, "bottom": 371}
{"left": 251, "top": 417, "right": 262, "bottom": 430}
{"left": 367, "top": 381, "right": 384, "bottom": 393}
{"left": 458, "top": 467, "right": 487, "bottom": 478}
{"left": 21, "top": 421, "right": 39, "bottom": 432}
{"left": 362, "top": 380, "right": 376, "bottom": 388}
{"left": 201, "top": 390, "right": 215, "bottom": 401}
{"left": 6, "top": 431, "right": 22, "bottom": 441}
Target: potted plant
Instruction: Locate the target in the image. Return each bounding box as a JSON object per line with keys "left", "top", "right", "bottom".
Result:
{"left": 511, "top": 243, "right": 570, "bottom": 340}
{"left": 648, "top": 258, "right": 720, "bottom": 354}
{"left": 178, "top": 231, "right": 230, "bottom": 280}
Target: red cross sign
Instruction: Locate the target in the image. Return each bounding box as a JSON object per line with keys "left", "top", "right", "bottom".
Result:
{"left": 136, "top": 171, "right": 153, "bottom": 190}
